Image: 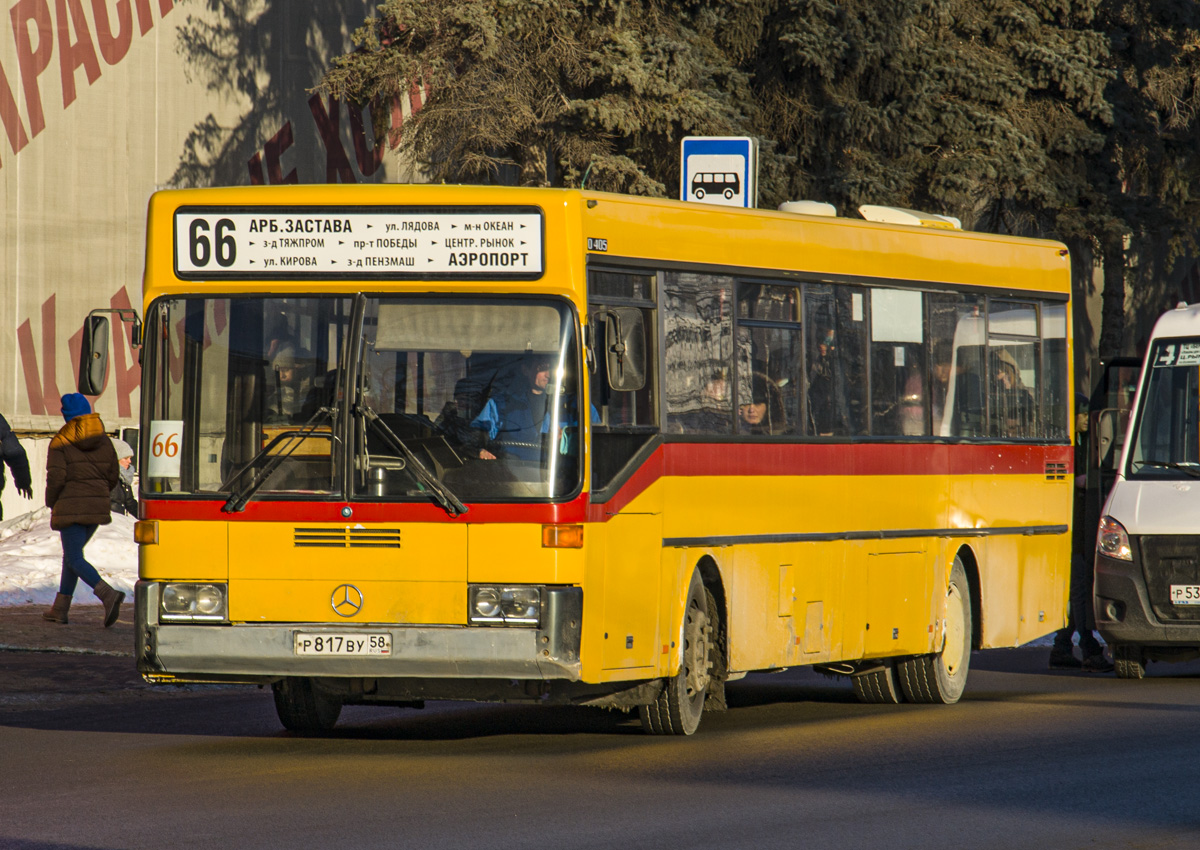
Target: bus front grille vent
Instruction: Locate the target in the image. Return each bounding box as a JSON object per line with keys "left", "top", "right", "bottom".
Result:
{"left": 1044, "top": 462, "right": 1068, "bottom": 480}
{"left": 294, "top": 528, "right": 402, "bottom": 548}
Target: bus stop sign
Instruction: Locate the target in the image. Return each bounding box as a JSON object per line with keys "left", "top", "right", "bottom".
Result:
{"left": 680, "top": 136, "right": 758, "bottom": 208}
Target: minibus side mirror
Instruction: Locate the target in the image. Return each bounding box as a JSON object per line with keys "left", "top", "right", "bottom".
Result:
{"left": 78, "top": 314, "right": 110, "bottom": 395}
{"left": 603, "top": 307, "right": 646, "bottom": 392}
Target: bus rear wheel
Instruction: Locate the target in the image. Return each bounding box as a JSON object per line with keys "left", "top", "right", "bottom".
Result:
{"left": 273, "top": 677, "right": 342, "bottom": 734}
{"left": 1113, "top": 644, "right": 1146, "bottom": 679}
{"left": 897, "top": 558, "right": 972, "bottom": 704}
{"left": 852, "top": 660, "right": 905, "bottom": 704}
{"left": 640, "top": 571, "right": 711, "bottom": 735}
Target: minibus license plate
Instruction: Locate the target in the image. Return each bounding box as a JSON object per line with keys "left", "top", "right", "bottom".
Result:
{"left": 1169, "top": 585, "right": 1200, "bottom": 605}
{"left": 294, "top": 633, "right": 391, "bottom": 655}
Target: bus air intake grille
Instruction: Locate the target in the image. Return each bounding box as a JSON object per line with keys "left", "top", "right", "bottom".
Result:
{"left": 1045, "top": 462, "right": 1068, "bottom": 480}
{"left": 293, "top": 528, "right": 402, "bottom": 548}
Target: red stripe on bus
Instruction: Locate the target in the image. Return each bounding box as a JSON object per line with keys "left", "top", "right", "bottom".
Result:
{"left": 142, "top": 443, "right": 1069, "bottom": 525}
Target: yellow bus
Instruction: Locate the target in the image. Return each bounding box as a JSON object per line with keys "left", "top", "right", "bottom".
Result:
{"left": 85, "top": 184, "right": 1074, "bottom": 734}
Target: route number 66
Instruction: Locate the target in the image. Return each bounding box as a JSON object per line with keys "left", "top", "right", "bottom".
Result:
{"left": 152, "top": 431, "right": 180, "bottom": 458}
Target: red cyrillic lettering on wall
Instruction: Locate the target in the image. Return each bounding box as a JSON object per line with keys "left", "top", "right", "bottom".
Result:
{"left": 265, "top": 120, "right": 297, "bottom": 183}
{"left": 156, "top": 0, "right": 170, "bottom": 16}
{"left": 132, "top": 0, "right": 150, "bottom": 35}
{"left": 11, "top": 0, "right": 54, "bottom": 139}
{"left": 0, "top": 60, "right": 30, "bottom": 164}
{"left": 308, "top": 94, "right": 356, "bottom": 183}
{"left": 107, "top": 287, "right": 141, "bottom": 417}
{"left": 17, "top": 293, "right": 64, "bottom": 417}
{"left": 91, "top": 0, "right": 134, "bottom": 65}
{"left": 349, "top": 102, "right": 382, "bottom": 177}
{"left": 247, "top": 151, "right": 264, "bottom": 184}
{"left": 388, "top": 94, "right": 402, "bottom": 148}
{"left": 56, "top": 0, "right": 102, "bottom": 108}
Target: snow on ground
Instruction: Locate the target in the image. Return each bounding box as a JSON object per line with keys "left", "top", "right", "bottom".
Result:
{"left": 0, "top": 508, "right": 138, "bottom": 607}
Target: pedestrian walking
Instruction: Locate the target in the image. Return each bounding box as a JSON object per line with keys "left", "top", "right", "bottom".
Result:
{"left": 109, "top": 438, "right": 138, "bottom": 516}
{"left": 41, "top": 393, "right": 124, "bottom": 627}
{"left": 0, "top": 410, "right": 33, "bottom": 517}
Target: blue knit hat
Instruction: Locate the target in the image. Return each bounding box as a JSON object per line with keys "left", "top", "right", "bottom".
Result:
{"left": 60, "top": 393, "right": 91, "bottom": 422}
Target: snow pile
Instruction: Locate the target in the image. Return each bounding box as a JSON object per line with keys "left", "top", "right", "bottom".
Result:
{"left": 0, "top": 508, "right": 138, "bottom": 606}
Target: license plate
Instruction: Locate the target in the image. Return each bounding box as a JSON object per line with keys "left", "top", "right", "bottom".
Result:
{"left": 1170, "top": 585, "right": 1200, "bottom": 605}
{"left": 293, "top": 632, "right": 391, "bottom": 656}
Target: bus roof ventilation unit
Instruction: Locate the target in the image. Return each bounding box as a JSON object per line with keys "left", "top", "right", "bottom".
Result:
{"left": 778, "top": 200, "right": 837, "bottom": 217}
{"left": 858, "top": 205, "right": 962, "bottom": 230}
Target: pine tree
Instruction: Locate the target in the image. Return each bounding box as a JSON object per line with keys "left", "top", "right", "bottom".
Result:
{"left": 321, "top": 1, "right": 754, "bottom": 194}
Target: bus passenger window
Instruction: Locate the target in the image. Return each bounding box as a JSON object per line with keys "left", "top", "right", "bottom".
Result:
{"left": 804, "top": 285, "right": 867, "bottom": 436}
{"left": 664, "top": 272, "right": 735, "bottom": 434}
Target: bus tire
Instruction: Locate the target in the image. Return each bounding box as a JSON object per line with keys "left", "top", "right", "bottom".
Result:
{"left": 898, "top": 557, "right": 972, "bottom": 704}
{"left": 640, "top": 571, "right": 711, "bottom": 735}
{"left": 694, "top": 188, "right": 706, "bottom": 200}
{"left": 852, "top": 660, "right": 905, "bottom": 704}
{"left": 1113, "top": 644, "right": 1146, "bottom": 679}
{"left": 723, "top": 188, "right": 734, "bottom": 199}
{"left": 273, "top": 677, "right": 342, "bottom": 734}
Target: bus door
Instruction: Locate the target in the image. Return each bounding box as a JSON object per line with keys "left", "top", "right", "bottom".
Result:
{"left": 588, "top": 271, "right": 661, "bottom": 671}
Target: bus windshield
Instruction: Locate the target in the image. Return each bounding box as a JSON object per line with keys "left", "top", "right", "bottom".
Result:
{"left": 1129, "top": 338, "right": 1200, "bottom": 478}
{"left": 143, "top": 295, "right": 583, "bottom": 502}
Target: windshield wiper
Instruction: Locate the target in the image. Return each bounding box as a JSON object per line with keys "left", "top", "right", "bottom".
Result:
{"left": 1132, "top": 459, "right": 1200, "bottom": 479}
{"left": 355, "top": 403, "right": 468, "bottom": 517}
{"left": 221, "top": 406, "right": 336, "bottom": 513}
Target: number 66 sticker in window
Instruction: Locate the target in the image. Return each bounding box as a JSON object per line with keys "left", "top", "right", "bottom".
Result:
{"left": 147, "top": 420, "right": 184, "bottom": 478}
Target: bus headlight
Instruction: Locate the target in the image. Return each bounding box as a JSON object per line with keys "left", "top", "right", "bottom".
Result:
{"left": 469, "top": 584, "right": 541, "bottom": 626}
{"left": 1097, "top": 516, "right": 1133, "bottom": 561}
{"left": 160, "top": 583, "right": 228, "bottom": 622}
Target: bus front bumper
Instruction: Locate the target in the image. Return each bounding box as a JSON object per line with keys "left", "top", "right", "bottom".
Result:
{"left": 134, "top": 581, "right": 583, "bottom": 684}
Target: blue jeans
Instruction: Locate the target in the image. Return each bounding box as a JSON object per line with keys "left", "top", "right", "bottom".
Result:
{"left": 58, "top": 523, "right": 101, "bottom": 596}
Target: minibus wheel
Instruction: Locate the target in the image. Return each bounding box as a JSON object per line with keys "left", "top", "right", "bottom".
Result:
{"left": 640, "top": 570, "right": 711, "bottom": 735}
{"left": 852, "top": 659, "right": 905, "bottom": 704}
{"left": 897, "top": 557, "right": 972, "bottom": 704}
{"left": 273, "top": 676, "right": 342, "bottom": 734}
{"left": 1113, "top": 644, "right": 1146, "bottom": 679}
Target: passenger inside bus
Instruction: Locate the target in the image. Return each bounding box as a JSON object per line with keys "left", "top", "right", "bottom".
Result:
{"left": 738, "top": 373, "right": 787, "bottom": 435}
{"left": 991, "top": 347, "right": 1035, "bottom": 438}
{"left": 808, "top": 326, "right": 850, "bottom": 436}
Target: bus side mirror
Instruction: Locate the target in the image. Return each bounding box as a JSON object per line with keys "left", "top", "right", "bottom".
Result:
{"left": 604, "top": 307, "right": 646, "bottom": 392}
{"left": 78, "top": 314, "right": 110, "bottom": 395}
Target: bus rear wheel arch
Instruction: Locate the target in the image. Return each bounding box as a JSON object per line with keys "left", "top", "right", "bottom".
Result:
{"left": 640, "top": 569, "right": 713, "bottom": 735}
{"left": 896, "top": 556, "right": 972, "bottom": 704}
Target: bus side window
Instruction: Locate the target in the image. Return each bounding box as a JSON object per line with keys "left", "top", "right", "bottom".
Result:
{"left": 664, "top": 271, "right": 735, "bottom": 434}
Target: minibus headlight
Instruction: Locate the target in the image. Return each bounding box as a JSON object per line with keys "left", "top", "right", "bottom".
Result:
{"left": 469, "top": 584, "right": 541, "bottom": 626}
{"left": 160, "top": 583, "right": 227, "bottom": 622}
{"left": 1097, "top": 516, "right": 1133, "bottom": 561}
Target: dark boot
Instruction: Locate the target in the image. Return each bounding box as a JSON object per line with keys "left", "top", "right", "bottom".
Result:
{"left": 41, "top": 592, "right": 72, "bottom": 624}
{"left": 94, "top": 580, "right": 125, "bottom": 628}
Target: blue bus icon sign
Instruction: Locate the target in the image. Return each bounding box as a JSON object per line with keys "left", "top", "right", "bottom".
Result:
{"left": 681, "top": 137, "right": 757, "bottom": 208}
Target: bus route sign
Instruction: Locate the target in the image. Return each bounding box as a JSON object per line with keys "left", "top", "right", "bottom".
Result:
{"left": 173, "top": 206, "right": 545, "bottom": 280}
{"left": 680, "top": 137, "right": 758, "bottom": 209}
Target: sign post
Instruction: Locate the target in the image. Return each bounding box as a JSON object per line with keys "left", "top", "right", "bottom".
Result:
{"left": 680, "top": 137, "right": 758, "bottom": 208}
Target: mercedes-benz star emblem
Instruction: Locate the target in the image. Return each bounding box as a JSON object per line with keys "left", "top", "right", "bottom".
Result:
{"left": 331, "top": 584, "right": 363, "bottom": 617}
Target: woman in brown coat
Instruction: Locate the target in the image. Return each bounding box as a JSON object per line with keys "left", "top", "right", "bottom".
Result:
{"left": 41, "top": 393, "right": 124, "bottom": 627}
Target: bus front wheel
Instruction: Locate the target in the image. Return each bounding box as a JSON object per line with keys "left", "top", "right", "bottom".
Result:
{"left": 273, "top": 677, "right": 342, "bottom": 734}
{"left": 897, "top": 558, "right": 972, "bottom": 704}
{"left": 694, "top": 188, "right": 706, "bottom": 200}
{"left": 641, "top": 571, "right": 712, "bottom": 735}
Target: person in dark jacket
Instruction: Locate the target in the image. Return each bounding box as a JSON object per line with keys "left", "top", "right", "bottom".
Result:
{"left": 41, "top": 394, "right": 123, "bottom": 627}
{"left": 0, "top": 411, "right": 33, "bottom": 516}
{"left": 109, "top": 438, "right": 138, "bottom": 516}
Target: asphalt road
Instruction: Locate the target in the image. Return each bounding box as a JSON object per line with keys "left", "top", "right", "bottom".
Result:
{"left": 2, "top": 645, "right": 1200, "bottom": 850}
